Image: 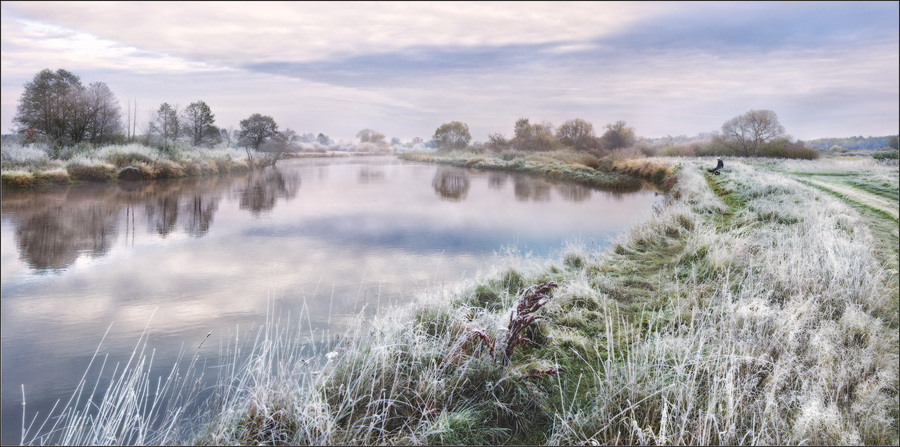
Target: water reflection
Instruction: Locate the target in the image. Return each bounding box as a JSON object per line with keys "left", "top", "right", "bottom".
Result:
{"left": 432, "top": 166, "right": 470, "bottom": 201}
{"left": 0, "top": 169, "right": 281, "bottom": 270}
{"left": 15, "top": 202, "right": 119, "bottom": 270}
{"left": 488, "top": 172, "right": 508, "bottom": 190}
{"left": 0, "top": 162, "right": 650, "bottom": 274}
{"left": 183, "top": 195, "right": 219, "bottom": 237}
{"left": 513, "top": 175, "right": 552, "bottom": 202}
{"left": 238, "top": 168, "right": 301, "bottom": 216}
{"left": 146, "top": 195, "right": 180, "bottom": 236}
{"left": 358, "top": 166, "right": 385, "bottom": 183}
{"left": 556, "top": 183, "right": 591, "bottom": 203}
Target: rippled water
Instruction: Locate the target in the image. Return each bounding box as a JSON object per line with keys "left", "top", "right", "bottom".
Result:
{"left": 0, "top": 155, "right": 661, "bottom": 442}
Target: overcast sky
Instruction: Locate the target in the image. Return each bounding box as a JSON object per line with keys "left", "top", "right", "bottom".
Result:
{"left": 1, "top": 1, "right": 897, "bottom": 143}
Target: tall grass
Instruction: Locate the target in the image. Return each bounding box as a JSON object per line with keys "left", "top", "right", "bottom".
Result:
{"left": 546, "top": 160, "right": 897, "bottom": 444}
{"left": 19, "top": 310, "right": 207, "bottom": 445}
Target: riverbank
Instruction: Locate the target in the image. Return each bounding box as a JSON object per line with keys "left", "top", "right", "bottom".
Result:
{"left": 401, "top": 149, "right": 675, "bottom": 191}
{"left": 0, "top": 142, "right": 390, "bottom": 189}
{"left": 19, "top": 155, "right": 899, "bottom": 445}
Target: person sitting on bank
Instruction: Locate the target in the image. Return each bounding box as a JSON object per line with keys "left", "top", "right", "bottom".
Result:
{"left": 708, "top": 157, "right": 724, "bottom": 175}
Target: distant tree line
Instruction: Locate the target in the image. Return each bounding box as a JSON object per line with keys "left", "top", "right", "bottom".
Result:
{"left": 434, "top": 109, "right": 821, "bottom": 160}
{"left": 10, "top": 68, "right": 341, "bottom": 164}
{"left": 17, "top": 68, "right": 892, "bottom": 163}
{"left": 432, "top": 117, "right": 637, "bottom": 155}
{"left": 804, "top": 135, "right": 898, "bottom": 151}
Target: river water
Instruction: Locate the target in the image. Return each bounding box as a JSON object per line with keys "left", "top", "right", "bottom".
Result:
{"left": 0, "top": 155, "right": 661, "bottom": 443}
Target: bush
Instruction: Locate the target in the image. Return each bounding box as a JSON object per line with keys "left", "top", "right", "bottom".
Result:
{"left": 155, "top": 160, "right": 187, "bottom": 178}
{"left": 66, "top": 161, "right": 117, "bottom": 182}
{"left": 101, "top": 147, "right": 159, "bottom": 167}
{"left": 1, "top": 170, "right": 35, "bottom": 188}
{"left": 33, "top": 168, "right": 70, "bottom": 185}
{"left": 758, "top": 139, "right": 819, "bottom": 159}
{"left": 872, "top": 150, "right": 899, "bottom": 161}
{"left": 0, "top": 143, "right": 53, "bottom": 169}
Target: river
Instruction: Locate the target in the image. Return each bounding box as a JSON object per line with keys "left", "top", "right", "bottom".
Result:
{"left": 0, "top": 155, "right": 662, "bottom": 443}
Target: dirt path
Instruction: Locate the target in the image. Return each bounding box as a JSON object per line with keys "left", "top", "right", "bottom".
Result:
{"left": 799, "top": 176, "right": 899, "bottom": 221}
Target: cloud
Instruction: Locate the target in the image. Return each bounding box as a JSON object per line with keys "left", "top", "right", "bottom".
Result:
{"left": 2, "top": 2, "right": 667, "bottom": 66}
{"left": 1, "top": 2, "right": 897, "bottom": 140}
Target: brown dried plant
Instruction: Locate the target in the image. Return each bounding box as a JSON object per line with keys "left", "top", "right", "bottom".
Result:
{"left": 504, "top": 281, "right": 558, "bottom": 364}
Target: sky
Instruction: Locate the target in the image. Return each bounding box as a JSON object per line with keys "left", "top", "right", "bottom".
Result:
{"left": 1, "top": 1, "right": 898, "bottom": 143}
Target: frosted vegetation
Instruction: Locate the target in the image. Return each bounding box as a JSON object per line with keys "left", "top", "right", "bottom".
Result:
{"left": 0, "top": 140, "right": 380, "bottom": 188}
{"left": 17, "top": 156, "right": 898, "bottom": 445}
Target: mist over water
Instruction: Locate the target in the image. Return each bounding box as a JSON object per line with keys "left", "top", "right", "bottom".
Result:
{"left": 0, "top": 156, "right": 661, "bottom": 443}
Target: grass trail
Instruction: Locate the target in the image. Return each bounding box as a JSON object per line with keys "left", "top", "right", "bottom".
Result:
{"left": 798, "top": 176, "right": 899, "bottom": 221}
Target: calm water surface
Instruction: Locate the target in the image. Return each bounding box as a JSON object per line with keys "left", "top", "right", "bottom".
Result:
{"left": 0, "top": 155, "right": 661, "bottom": 442}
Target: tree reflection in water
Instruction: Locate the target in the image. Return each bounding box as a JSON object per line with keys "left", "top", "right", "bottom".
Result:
{"left": 488, "top": 172, "right": 508, "bottom": 190}
{"left": 513, "top": 176, "right": 551, "bottom": 202}
{"left": 358, "top": 166, "right": 385, "bottom": 183}
{"left": 2, "top": 160, "right": 635, "bottom": 272}
{"left": 432, "top": 166, "right": 470, "bottom": 201}
{"left": 2, "top": 175, "right": 242, "bottom": 271}
{"left": 146, "top": 195, "right": 180, "bottom": 236}
{"left": 238, "top": 167, "right": 301, "bottom": 216}
{"left": 556, "top": 183, "right": 591, "bottom": 203}
{"left": 15, "top": 202, "right": 119, "bottom": 270}
{"left": 183, "top": 195, "right": 219, "bottom": 237}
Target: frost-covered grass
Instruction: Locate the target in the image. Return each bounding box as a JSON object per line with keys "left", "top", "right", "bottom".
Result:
{"left": 401, "top": 149, "right": 674, "bottom": 190}
{"left": 1, "top": 142, "right": 258, "bottom": 188}
{"left": 19, "top": 314, "right": 207, "bottom": 445}
{"left": 17, "top": 157, "right": 899, "bottom": 445}
{"left": 0, "top": 143, "right": 55, "bottom": 169}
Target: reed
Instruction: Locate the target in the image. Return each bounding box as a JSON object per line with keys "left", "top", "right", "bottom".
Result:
{"left": 19, "top": 312, "right": 207, "bottom": 445}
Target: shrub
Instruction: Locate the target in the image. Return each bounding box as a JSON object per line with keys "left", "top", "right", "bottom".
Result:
{"left": 103, "top": 149, "right": 157, "bottom": 167}
{"left": 154, "top": 160, "right": 187, "bottom": 178}
{"left": 872, "top": 150, "right": 899, "bottom": 161}
{"left": 758, "top": 139, "right": 819, "bottom": 159}
{"left": 66, "top": 161, "right": 116, "bottom": 182}
{"left": 0, "top": 143, "right": 52, "bottom": 168}
{"left": 33, "top": 168, "right": 70, "bottom": 185}
{"left": 1, "top": 170, "right": 35, "bottom": 188}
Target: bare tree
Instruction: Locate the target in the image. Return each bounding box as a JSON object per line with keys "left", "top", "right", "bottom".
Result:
{"left": 600, "top": 120, "right": 635, "bottom": 150}
{"left": 487, "top": 132, "right": 509, "bottom": 151}
{"left": 132, "top": 98, "right": 138, "bottom": 142}
{"left": 14, "top": 69, "right": 125, "bottom": 150}
{"left": 14, "top": 68, "right": 85, "bottom": 150}
{"left": 556, "top": 118, "right": 596, "bottom": 151}
{"left": 259, "top": 128, "right": 298, "bottom": 165}
{"left": 719, "top": 109, "right": 786, "bottom": 156}
{"left": 83, "top": 82, "right": 122, "bottom": 145}
{"left": 126, "top": 98, "right": 132, "bottom": 141}
{"left": 511, "top": 118, "right": 559, "bottom": 151}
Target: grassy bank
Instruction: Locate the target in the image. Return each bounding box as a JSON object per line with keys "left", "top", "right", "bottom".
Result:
{"left": 0, "top": 142, "right": 377, "bottom": 189}
{"left": 20, "top": 156, "right": 899, "bottom": 445}
{"left": 1, "top": 143, "right": 257, "bottom": 188}
{"left": 400, "top": 149, "right": 676, "bottom": 191}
